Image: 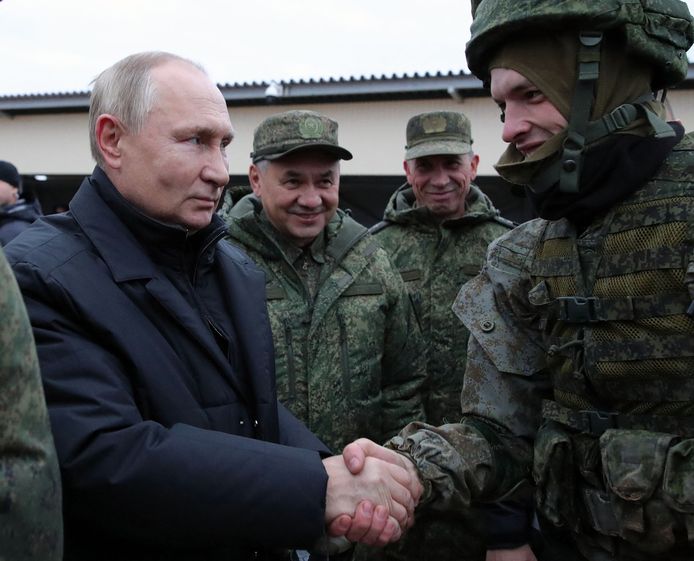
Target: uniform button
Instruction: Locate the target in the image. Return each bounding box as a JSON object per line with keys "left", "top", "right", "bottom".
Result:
{"left": 480, "top": 320, "right": 495, "bottom": 332}
{"left": 563, "top": 159, "right": 577, "bottom": 172}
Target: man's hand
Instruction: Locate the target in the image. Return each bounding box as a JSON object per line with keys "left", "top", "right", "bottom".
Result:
{"left": 327, "top": 501, "right": 401, "bottom": 546}
{"left": 343, "top": 438, "right": 422, "bottom": 505}
{"left": 486, "top": 545, "right": 538, "bottom": 561}
{"left": 322, "top": 451, "right": 419, "bottom": 546}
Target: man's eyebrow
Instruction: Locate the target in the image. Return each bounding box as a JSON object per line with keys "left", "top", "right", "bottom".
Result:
{"left": 174, "top": 126, "right": 234, "bottom": 140}
{"left": 493, "top": 81, "right": 536, "bottom": 105}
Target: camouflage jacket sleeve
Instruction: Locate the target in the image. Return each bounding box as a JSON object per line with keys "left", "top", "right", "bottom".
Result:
{"left": 387, "top": 221, "right": 552, "bottom": 512}
{"left": 378, "top": 249, "right": 427, "bottom": 441}
{"left": 0, "top": 249, "right": 63, "bottom": 560}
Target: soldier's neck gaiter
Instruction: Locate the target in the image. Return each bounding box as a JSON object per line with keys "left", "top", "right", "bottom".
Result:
{"left": 526, "top": 122, "right": 683, "bottom": 230}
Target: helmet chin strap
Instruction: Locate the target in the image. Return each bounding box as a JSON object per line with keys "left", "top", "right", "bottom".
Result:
{"left": 557, "top": 31, "right": 603, "bottom": 194}
{"left": 529, "top": 31, "right": 676, "bottom": 196}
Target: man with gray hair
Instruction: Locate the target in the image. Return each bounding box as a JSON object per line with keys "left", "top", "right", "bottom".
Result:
{"left": 5, "top": 51, "right": 421, "bottom": 561}
{"left": 365, "top": 111, "right": 517, "bottom": 561}
{"left": 220, "top": 110, "right": 425, "bottom": 457}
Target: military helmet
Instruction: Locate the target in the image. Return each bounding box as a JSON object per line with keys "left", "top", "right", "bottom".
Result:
{"left": 467, "top": 0, "right": 694, "bottom": 91}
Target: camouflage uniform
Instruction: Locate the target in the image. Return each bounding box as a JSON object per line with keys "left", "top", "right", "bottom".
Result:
{"left": 360, "top": 112, "right": 517, "bottom": 561}
{"left": 0, "top": 248, "right": 62, "bottom": 560}
{"left": 221, "top": 194, "right": 425, "bottom": 451}
{"left": 364, "top": 184, "right": 511, "bottom": 561}
{"left": 373, "top": 183, "right": 511, "bottom": 426}
{"left": 385, "top": 2, "right": 694, "bottom": 561}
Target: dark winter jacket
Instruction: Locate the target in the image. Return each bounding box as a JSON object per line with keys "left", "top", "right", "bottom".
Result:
{"left": 5, "top": 168, "right": 330, "bottom": 561}
{"left": 0, "top": 198, "right": 42, "bottom": 246}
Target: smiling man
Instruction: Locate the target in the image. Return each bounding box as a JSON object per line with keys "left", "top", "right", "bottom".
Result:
{"left": 4, "top": 54, "right": 423, "bottom": 561}
{"left": 364, "top": 111, "right": 514, "bottom": 561}
{"left": 221, "top": 110, "right": 426, "bottom": 460}
{"left": 346, "top": 1, "right": 694, "bottom": 560}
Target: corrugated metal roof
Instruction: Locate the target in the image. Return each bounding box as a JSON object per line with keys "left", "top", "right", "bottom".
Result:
{"left": 1, "top": 64, "right": 692, "bottom": 114}
{"left": 0, "top": 69, "right": 480, "bottom": 114}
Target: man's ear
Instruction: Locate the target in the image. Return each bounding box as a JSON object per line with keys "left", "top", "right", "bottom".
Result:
{"left": 468, "top": 154, "right": 480, "bottom": 181}
{"left": 95, "top": 114, "right": 126, "bottom": 169}
{"left": 248, "top": 163, "right": 262, "bottom": 198}
{"left": 403, "top": 159, "right": 414, "bottom": 184}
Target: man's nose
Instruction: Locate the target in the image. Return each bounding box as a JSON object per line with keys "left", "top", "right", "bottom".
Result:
{"left": 429, "top": 166, "right": 450, "bottom": 187}
{"left": 501, "top": 107, "right": 530, "bottom": 145}
{"left": 297, "top": 185, "right": 322, "bottom": 208}
{"left": 202, "top": 149, "right": 230, "bottom": 188}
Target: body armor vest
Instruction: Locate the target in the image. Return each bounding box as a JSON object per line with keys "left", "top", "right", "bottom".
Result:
{"left": 529, "top": 150, "right": 694, "bottom": 433}
{"left": 528, "top": 140, "right": 694, "bottom": 558}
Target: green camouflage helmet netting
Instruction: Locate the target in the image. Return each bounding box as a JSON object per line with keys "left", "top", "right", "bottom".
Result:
{"left": 467, "top": 0, "right": 694, "bottom": 90}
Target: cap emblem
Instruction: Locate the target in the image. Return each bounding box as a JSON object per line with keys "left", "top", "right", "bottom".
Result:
{"left": 421, "top": 114, "right": 447, "bottom": 135}
{"left": 299, "top": 116, "right": 324, "bottom": 139}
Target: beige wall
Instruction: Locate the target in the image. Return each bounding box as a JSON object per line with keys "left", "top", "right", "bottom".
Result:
{"left": 228, "top": 98, "right": 507, "bottom": 177}
{"left": 1, "top": 89, "right": 692, "bottom": 178}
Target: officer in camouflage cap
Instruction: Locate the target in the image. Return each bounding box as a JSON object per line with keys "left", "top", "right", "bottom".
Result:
{"left": 343, "top": 1, "right": 694, "bottom": 560}
{"left": 0, "top": 248, "right": 62, "bottom": 559}
{"left": 363, "top": 111, "right": 513, "bottom": 561}
{"left": 220, "top": 109, "right": 426, "bottom": 460}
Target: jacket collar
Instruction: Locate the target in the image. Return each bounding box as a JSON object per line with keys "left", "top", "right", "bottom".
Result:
{"left": 382, "top": 182, "right": 500, "bottom": 228}
{"left": 70, "top": 167, "right": 225, "bottom": 282}
{"left": 226, "top": 192, "right": 367, "bottom": 264}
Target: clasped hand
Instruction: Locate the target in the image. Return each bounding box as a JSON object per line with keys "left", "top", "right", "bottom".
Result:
{"left": 322, "top": 438, "right": 422, "bottom": 547}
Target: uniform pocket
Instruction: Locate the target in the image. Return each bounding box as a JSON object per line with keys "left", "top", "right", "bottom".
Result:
{"left": 600, "top": 429, "right": 678, "bottom": 545}
{"left": 533, "top": 421, "right": 576, "bottom": 529}
{"left": 663, "top": 439, "right": 694, "bottom": 513}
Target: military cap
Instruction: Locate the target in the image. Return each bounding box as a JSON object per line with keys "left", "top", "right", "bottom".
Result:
{"left": 251, "top": 110, "right": 353, "bottom": 163}
{"left": 405, "top": 111, "right": 473, "bottom": 160}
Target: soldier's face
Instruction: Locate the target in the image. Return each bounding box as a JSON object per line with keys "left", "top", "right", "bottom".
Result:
{"left": 405, "top": 153, "right": 478, "bottom": 220}
{"left": 0, "top": 179, "right": 18, "bottom": 206}
{"left": 249, "top": 151, "right": 340, "bottom": 248}
{"left": 490, "top": 67, "right": 568, "bottom": 157}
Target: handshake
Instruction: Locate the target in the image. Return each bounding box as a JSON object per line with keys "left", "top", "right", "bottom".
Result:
{"left": 321, "top": 438, "right": 422, "bottom": 548}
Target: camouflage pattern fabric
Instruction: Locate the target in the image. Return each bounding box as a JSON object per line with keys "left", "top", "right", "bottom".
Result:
{"left": 220, "top": 192, "right": 426, "bottom": 452}
{"left": 0, "top": 248, "right": 63, "bottom": 560}
{"left": 403, "top": 111, "right": 473, "bottom": 160}
{"left": 372, "top": 183, "right": 511, "bottom": 427}
{"left": 467, "top": 0, "right": 694, "bottom": 89}
{"left": 363, "top": 184, "right": 510, "bottom": 561}
{"left": 250, "top": 110, "right": 352, "bottom": 163}
{"left": 388, "top": 133, "right": 694, "bottom": 560}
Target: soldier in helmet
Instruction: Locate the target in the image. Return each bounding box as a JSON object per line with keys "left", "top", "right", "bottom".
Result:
{"left": 342, "top": 1, "right": 694, "bottom": 560}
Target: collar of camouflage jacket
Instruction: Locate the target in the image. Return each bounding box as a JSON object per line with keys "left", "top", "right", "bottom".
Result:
{"left": 222, "top": 191, "right": 367, "bottom": 264}
{"left": 382, "top": 182, "right": 501, "bottom": 227}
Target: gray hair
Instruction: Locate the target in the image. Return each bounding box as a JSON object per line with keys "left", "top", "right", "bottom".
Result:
{"left": 89, "top": 51, "right": 206, "bottom": 166}
{"left": 254, "top": 159, "right": 271, "bottom": 173}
